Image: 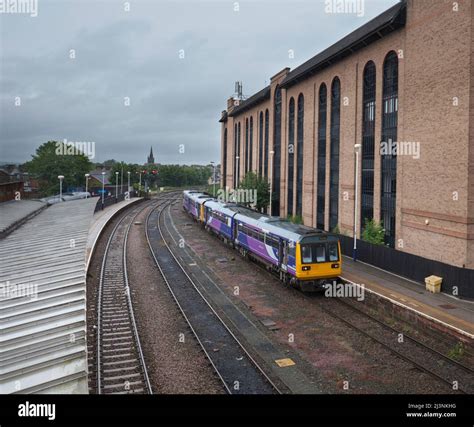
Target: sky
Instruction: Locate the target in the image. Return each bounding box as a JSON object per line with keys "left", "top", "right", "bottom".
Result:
{"left": 0, "top": 0, "right": 399, "bottom": 165}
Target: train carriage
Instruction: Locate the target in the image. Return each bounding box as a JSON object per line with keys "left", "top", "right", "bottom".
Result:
{"left": 182, "top": 191, "right": 341, "bottom": 291}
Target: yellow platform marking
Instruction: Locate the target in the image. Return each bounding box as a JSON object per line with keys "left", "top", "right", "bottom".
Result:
{"left": 275, "top": 358, "right": 295, "bottom": 368}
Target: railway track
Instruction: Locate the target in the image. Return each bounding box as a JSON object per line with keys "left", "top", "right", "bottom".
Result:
{"left": 145, "top": 196, "right": 279, "bottom": 394}
{"left": 324, "top": 289, "right": 474, "bottom": 394}
{"left": 96, "top": 200, "right": 156, "bottom": 394}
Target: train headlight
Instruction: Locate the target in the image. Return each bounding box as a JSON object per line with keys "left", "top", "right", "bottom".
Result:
{"left": 331, "top": 263, "right": 339, "bottom": 269}
{"left": 302, "top": 266, "right": 311, "bottom": 271}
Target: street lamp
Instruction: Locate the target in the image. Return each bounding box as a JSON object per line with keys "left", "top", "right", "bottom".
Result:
{"left": 138, "top": 172, "right": 142, "bottom": 197}
{"left": 353, "top": 143, "right": 362, "bottom": 261}
{"left": 115, "top": 171, "right": 119, "bottom": 200}
{"left": 101, "top": 171, "right": 106, "bottom": 208}
{"left": 269, "top": 150, "right": 275, "bottom": 216}
{"left": 58, "top": 175, "right": 64, "bottom": 201}
{"left": 210, "top": 161, "right": 216, "bottom": 197}
{"left": 127, "top": 171, "right": 131, "bottom": 195}
{"left": 85, "top": 173, "right": 90, "bottom": 198}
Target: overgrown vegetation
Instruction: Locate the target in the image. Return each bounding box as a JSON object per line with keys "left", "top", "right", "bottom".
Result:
{"left": 361, "top": 219, "right": 385, "bottom": 245}
{"left": 447, "top": 342, "right": 465, "bottom": 361}
{"left": 287, "top": 214, "right": 303, "bottom": 224}
{"left": 237, "top": 172, "right": 270, "bottom": 211}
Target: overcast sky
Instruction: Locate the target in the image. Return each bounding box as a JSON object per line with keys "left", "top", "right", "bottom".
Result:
{"left": 0, "top": 0, "right": 398, "bottom": 165}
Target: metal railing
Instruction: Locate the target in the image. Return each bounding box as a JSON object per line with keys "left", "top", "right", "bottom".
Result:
{"left": 94, "top": 190, "right": 138, "bottom": 213}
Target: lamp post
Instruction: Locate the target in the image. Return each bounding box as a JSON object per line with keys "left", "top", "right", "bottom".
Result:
{"left": 121, "top": 164, "right": 124, "bottom": 196}
{"left": 127, "top": 171, "right": 131, "bottom": 195}
{"left": 85, "top": 173, "right": 90, "bottom": 198}
{"left": 269, "top": 150, "right": 274, "bottom": 216}
{"left": 139, "top": 172, "right": 142, "bottom": 197}
{"left": 353, "top": 143, "right": 362, "bottom": 261}
{"left": 58, "top": 175, "right": 64, "bottom": 202}
{"left": 210, "top": 161, "right": 216, "bottom": 197}
{"left": 101, "top": 171, "right": 105, "bottom": 208}
{"left": 115, "top": 171, "right": 119, "bottom": 201}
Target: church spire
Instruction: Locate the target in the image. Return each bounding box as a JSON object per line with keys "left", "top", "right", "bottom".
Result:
{"left": 147, "top": 146, "right": 155, "bottom": 164}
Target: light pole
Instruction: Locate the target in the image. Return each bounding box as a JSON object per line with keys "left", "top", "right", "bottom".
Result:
{"left": 139, "top": 172, "right": 142, "bottom": 197}
{"left": 127, "top": 171, "right": 131, "bottom": 195}
{"left": 115, "top": 171, "right": 119, "bottom": 201}
{"left": 353, "top": 143, "right": 362, "bottom": 261}
{"left": 269, "top": 150, "right": 274, "bottom": 216}
{"left": 101, "top": 171, "right": 105, "bottom": 208}
{"left": 121, "top": 164, "right": 124, "bottom": 196}
{"left": 58, "top": 175, "right": 64, "bottom": 202}
{"left": 85, "top": 173, "right": 90, "bottom": 198}
{"left": 210, "top": 161, "right": 216, "bottom": 197}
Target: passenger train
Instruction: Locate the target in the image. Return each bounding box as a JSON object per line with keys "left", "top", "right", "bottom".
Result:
{"left": 182, "top": 190, "right": 342, "bottom": 291}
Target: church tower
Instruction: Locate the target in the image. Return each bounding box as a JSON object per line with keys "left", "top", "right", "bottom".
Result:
{"left": 147, "top": 146, "right": 155, "bottom": 164}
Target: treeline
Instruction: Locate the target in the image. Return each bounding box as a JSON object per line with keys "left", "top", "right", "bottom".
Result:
{"left": 158, "top": 164, "right": 212, "bottom": 187}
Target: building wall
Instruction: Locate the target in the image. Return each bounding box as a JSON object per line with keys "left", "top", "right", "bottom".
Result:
{"left": 220, "top": 0, "right": 474, "bottom": 268}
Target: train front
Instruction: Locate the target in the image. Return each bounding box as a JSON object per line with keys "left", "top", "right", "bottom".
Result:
{"left": 294, "top": 234, "right": 342, "bottom": 291}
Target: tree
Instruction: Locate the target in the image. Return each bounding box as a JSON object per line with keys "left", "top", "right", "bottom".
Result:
{"left": 361, "top": 219, "right": 385, "bottom": 245}
{"left": 23, "top": 141, "right": 93, "bottom": 196}
{"left": 237, "top": 172, "right": 270, "bottom": 211}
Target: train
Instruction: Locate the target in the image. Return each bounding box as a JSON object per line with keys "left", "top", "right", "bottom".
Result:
{"left": 182, "top": 190, "right": 342, "bottom": 292}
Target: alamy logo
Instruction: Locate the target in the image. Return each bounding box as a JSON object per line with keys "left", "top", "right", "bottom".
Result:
{"left": 324, "top": 0, "right": 365, "bottom": 17}
{"left": 18, "top": 401, "right": 56, "bottom": 421}
{"left": 217, "top": 187, "right": 257, "bottom": 207}
{"left": 0, "top": 0, "right": 38, "bottom": 17}
{"left": 55, "top": 138, "right": 95, "bottom": 159}
{"left": 324, "top": 281, "right": 365, "bottom": 301}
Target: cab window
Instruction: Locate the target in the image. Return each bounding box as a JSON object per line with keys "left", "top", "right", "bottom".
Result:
{"left": 301, "top": 245, "right": 312, "bottom": 263}
{"left": 328, "top": 242, "right": 339, "bottom": 262}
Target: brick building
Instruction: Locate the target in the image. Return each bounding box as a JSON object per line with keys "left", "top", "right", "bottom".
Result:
{"left": 219, "top": 0, "right": 474, "bottom": 269}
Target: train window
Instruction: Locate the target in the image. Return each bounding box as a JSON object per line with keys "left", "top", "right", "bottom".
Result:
{"left": 316, "top": 245, "right": 326, "bottom": 263}
{"left": 302, "top": 245, "right": 312, "bottom": 263}
{"left": 301, "top": 243, "right": 335, "bottom": 264}
{"left": 328, "top": 242, "right": 339, "bottom": 261}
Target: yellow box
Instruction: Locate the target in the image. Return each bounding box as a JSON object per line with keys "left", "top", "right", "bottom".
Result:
{"left": 425, "top": 275, "right": 442, "bottom": 293}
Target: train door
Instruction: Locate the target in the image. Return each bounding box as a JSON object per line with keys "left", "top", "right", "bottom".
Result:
{"left": 280, "top": 239, "right": 288, "bottom": 272}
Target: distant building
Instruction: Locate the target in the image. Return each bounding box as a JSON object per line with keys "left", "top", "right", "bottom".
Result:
{"left": 147, "top": 147, "right": 155, "bottom": 164}
{"left": 0, "top": 165, "right": 26, "bottom": 202}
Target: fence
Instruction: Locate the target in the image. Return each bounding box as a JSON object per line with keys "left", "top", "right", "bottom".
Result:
{"left": 339, "top": 235, "right": 474, "bottom": 299}
{"left": 94, "top": 190, "right": 138, "bottom": 213}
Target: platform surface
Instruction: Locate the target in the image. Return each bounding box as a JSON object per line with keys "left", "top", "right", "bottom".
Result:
{"left": 85, "top": 197, "right": 142, "bottom": 268}
{"left": 0, "top": 199, "right": 46, "bottom": 234}
{"left": 341, "top": 256, "right": 474, "bottom": 338}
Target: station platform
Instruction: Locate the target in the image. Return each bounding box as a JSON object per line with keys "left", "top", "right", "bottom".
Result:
{"left": 0, "top": 200, "right": 46, "bottom": 237}
{"left": 85, "top": 197, "right": 143, "bottom": 268}
{"left": 341, "top": 256, "right": 474, "bottom": 339}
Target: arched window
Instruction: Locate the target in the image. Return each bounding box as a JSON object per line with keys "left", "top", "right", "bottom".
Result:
{"left": 223, "top": 128, "right": 227, "bottom": 188}
{"left": 317, "top": 84, "right": 327, "bottom": 230}
{"left": 264, "top": 109, "right": 269, "bottom": 180}
{"left": 245, "top": 118, "right": 249, "bottom": 174}
{"left": 329, "top": 77, "right": 341, "bottom": 231}
{"left": 296, "top": 94, "right": 304, "bottom": 217}
{"left": 272, "top": 87, "right": 282, "bottom": 216}
{"left": 258, "top": 112, "right": 263, "bottom": 177}
{"left": 381, "top": 51, "right": 398, "bottom": 248}
{"left": 287, "top": 98, "right": 295, "bottom": 216}
{"left": 234, "top": 123, "right": 238, "bottom": 188}
{"left": 249, "top": 116, "right": 253, "bottom": 172}
{"left": 361, "top": 61, "right": 376, "bottom": 230}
